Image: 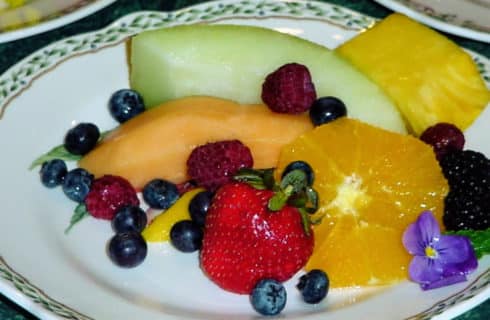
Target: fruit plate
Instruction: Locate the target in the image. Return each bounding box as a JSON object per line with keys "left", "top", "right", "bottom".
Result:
{"left": 0, "top": 0, "right": 489, "bottom": 319}
{"left": 372, "top": 0, "right": 490, "bottom": 43}
{"left": 0, "top": 0, "right": 117, "bottom": 43}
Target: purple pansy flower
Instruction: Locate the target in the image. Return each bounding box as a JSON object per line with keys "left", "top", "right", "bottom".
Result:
{"left": 402, "top": 211, "right": 478, "bottom": 290}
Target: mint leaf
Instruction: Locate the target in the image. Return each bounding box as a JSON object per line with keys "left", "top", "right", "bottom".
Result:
{"left": 65, "top": 203, "right": 90, "bottom": 234}
{"left": 445, "top": 228, "right": 490, "bottom": 259}
{"left": 29, "top": 129, "right": 113, "bottom": 170}
{"left": 29, "top": 145, "right": 81, "bottom": 170}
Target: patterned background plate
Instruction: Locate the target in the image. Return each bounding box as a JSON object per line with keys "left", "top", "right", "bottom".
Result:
{"left": 0, "top": 0, "right": 116, "bottom": 43}
{"left": 373, "top": 0, "right": 490, "bottom": 43}
{"left": 0, "top": 0, "right": 489, "bottom": 319}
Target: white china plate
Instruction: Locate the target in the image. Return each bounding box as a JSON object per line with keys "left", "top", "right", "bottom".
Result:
{"left": 373, "top": 0, "right": 490, "bottom": 43}
{"left": 0, "top": 0, "right": 489, "bottom": 319}
{"left": 0, "top": 0, "right": 117, "bottom": 43}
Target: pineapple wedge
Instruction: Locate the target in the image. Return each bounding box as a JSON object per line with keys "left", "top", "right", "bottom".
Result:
{"left": 336, "top": 13, "right": 490, "bottom": 135}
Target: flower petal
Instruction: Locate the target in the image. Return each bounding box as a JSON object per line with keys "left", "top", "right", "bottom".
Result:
{"left": 416, "top": 211, "right": 440, "bottom": 246}
{"left": 441, "top": 237, "right": 478, "bottom": 277}
{"left": 402, "top": 221, "right": 425, "bottom": 255}
{"left": 436, "top": 235, "right": 473, "bottom": 264}
{"left": 408, "top": 255, "right": 444, "bottom": 283}
{"left": 420, "top": 274, "right": 467, "bottom": 291}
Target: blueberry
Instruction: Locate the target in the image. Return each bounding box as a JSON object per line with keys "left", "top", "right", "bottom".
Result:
{"left": 108, "top": 89, "right": 145, "bottom": 123}
{"left": 281, "top": 161, "right": 315, "bottom": 186}
{"left": 142, "top": 179, "right": 179, "bottom": 209}
{"left": 39, "top": 159, "right": 67, "bottom": 188}
{"left": 188, "top": 190, "right": 213, "bottom": 227}
{"left": 309, "top": 96, "right": 347, "bottom": 126}
{"left": 108, "top": 232, "right": 147, "bottom": 268}
{"left": 170, "top": 220, "right": 203, "bottom": 253}
{"left": 250, "top": 279, "right": 287, "bottom": 316}
{"left": 112, "top": 205, "right": 147, "bottom": 234}
{"left": 296, "top": 269, "right": 329, "bottom": 304}
{"left": 64, "top": 123, "right": 100, "bottom": 155}
{"left": 62, "top": 168, "right": 93, "bottom": 202}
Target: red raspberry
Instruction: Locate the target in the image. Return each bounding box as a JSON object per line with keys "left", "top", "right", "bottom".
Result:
{"left": 176, "top": 180, "right": 198, "bottom": 195}
{"left": 187, "top": 140, "right": 253, "bottom": 191}
{"left": 261, "top": 63, "right": 317, "bottom": 114}
{"left": 420, "top": 123, "right": 465, "bottom": 161}
{"left": 85, "top": 175, "right": 139, "bottom": 220}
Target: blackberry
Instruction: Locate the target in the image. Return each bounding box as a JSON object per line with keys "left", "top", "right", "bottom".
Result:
{"left": 440, "top": 150, "right": 490, "bottom": 231}
{"left": 444, "top": 190, "right": 490, "bottom": 231}
{"left": 440, "top": 150, "right": 490, "bottom": 196}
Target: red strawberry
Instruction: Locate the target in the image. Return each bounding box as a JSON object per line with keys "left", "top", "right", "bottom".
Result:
{"left": 85, "top": 175, "right": 139, "bottom": 220}
{"left": 200, "top": 182, "right": 314, "bottom": 294}
{"left": 261, "top": 63, "right": 317, "bottom": 114}
{"left": 187, "top": 140, "right": 253, "bottom": 191}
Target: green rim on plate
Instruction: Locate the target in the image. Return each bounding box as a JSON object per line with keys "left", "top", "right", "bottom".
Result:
{"left": 0, "top": 1, "right": 489, "bottom": 320}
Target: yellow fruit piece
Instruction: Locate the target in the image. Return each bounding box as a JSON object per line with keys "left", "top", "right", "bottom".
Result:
{"left": 79, "top": 96, "right": 313, "bottom": 189}
{"left": 336, "top": 13, "right": 490, "bottom": 135}
{"left": 1, "top": 0, "right": 25, "bottom": 10}
{"left": 143, "top": 188, "right": 204, "bottom": 242}
{"left": 276, "top": 118, "right": 449, "bottom": 288}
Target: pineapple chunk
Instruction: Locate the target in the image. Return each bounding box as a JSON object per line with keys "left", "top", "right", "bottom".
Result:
{"left": 336, "top": 13, "right": 490, "bottom": 135}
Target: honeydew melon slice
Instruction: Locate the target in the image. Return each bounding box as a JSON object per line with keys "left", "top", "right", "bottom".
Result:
{"left": 130, "top": 24, "right": 406, "bottom": 133}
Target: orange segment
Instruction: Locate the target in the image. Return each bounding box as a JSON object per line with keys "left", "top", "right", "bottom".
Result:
{"left": 277, "top": 118, "right": 448, "bottom": 288}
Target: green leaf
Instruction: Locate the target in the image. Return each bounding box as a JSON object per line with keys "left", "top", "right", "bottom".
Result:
{"left": 65, "top": 203, "right": 90, "bottom": 234}
{"left": 445, "top": 228, "right": 490, "bottom": 259}
{"left": 298, "top": 208, "right": 312, "bottom": 237}
{"left": 268, "top": 189, "right": 289, "bottom": 211}
{"left": 280, "top": 169, "right": 307, "bottom": 193}
{"left": 29, "top": 129, "right": 113, "bottom": 170}
{"left": 29, "top": 145, "right": 81, "bottom": 170}
{"left": 233, "top": 168, "right": 275, "bottom": 190}
{"left": 304, "top": 187, "right": 319, "bottom": 214}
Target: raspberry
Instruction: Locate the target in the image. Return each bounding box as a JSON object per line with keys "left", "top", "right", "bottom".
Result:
{"left": 261, "top": 63, "right": 317, "bottom": 114}
{"left": 187, "top": 140, "right": 253, "bottom": 191}
{"left": 176, "top": 180, "right": 198, "bottom": 195}
{"left": 420, "top": 123, "right": 465, "bottom": 160}
{"left": 85, "top": 175, "right": 139, "bottom": 220}
{"left": 440, "top": 150, "right": 490, "bottom": 231}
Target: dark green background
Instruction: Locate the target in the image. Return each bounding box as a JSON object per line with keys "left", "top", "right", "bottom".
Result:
{"left": 0, "top": 0, "right": 488, "bottom": 319}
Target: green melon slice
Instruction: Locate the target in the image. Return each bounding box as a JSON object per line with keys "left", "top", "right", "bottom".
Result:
{"left": 129, "top": 24, "right": 406, "bottom": 133}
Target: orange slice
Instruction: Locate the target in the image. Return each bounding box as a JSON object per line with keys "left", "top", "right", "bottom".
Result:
{"left": 276, "top": 118, "right": 449, "bottom": 287}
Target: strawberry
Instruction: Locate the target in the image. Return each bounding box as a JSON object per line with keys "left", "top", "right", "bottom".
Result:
{"left": 200, "top": 168, "right": 317, "bottom": 294}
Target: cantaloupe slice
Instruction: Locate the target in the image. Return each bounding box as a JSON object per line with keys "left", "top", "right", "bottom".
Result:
{"left": 78, "top": 96, "right": 313, "bottom": 189}
{"left": 129, "top": 24, "right": 407, "bottom": 134}
{"left": 336, "top": 13, "right": 490, "bottom": 135}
